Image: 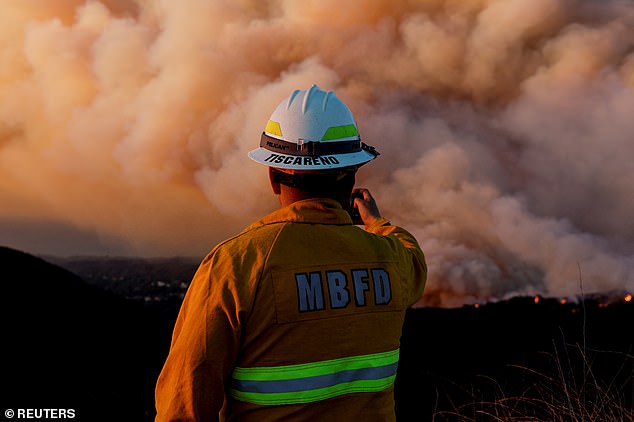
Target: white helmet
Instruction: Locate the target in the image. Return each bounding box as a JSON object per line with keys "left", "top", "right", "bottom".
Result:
{"left": 248, "top": 85, "right": 379, "bottom": 170}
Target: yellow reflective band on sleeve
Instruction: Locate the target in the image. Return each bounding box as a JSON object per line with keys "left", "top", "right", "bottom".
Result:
{"left": 321, "top": 124, "right": 359, "bottom": 141}
{"left": 229, "top": 349, "right": 399, "bottom": 406}
{"left": 265, "top": 120, "right": 283, "bottom": 137}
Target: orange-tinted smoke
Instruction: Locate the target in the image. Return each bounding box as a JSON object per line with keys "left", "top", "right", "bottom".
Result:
{"left": 0, "top": 0, "right": 632, "bottom": 306}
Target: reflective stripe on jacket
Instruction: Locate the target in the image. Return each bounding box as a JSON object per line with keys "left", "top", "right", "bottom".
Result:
{"left": 229, "top": 348, "right": 400, "bottom": 405}
{"left": 155, "top": 198, "right": 427, "bottom": 422}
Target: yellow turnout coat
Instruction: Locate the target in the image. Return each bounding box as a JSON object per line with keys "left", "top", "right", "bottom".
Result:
{"left": 155, "top": 198, "right": 427, "bottom": 421}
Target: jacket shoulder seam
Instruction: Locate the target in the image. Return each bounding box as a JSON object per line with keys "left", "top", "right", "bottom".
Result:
{"left": 243, "top": 222, "right": 289, "bottom": 326}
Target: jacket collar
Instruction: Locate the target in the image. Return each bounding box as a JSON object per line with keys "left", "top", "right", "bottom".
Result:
{"left": 245, "top": 198, "right": 353, "bottom": 231}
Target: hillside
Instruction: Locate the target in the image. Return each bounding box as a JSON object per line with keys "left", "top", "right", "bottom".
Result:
{"left": 397, "top": 297, "right": 634, "bottom": 419}
{"left": 0, "top": 247, "right": 170, "bottom": 422}
{"left": 2, "top": 248, "right": 632, "bottom": 421}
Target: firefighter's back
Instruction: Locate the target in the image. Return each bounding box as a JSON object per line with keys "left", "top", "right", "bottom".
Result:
{"left": 224, "top": 209, "right": 423, "bottom": 421}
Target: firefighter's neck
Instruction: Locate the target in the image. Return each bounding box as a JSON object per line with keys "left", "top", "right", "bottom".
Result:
{"left": 278, "top": 184, "right": 350, "bottom": 210}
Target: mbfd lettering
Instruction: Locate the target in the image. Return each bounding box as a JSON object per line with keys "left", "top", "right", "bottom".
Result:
{"left": 295, "top": 268, "right": 391, "bottom": 312}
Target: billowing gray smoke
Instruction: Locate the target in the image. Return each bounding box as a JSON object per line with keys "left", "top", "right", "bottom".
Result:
{"left": 1, "top": 0, "right": 632, "bottom": 306}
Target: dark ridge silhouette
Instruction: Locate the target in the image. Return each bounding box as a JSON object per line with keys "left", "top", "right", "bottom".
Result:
{"left": 47, "top": 255, "right": 200, "bottom": 323}
{"left": 0, "top": 246, "right": 171, "bottom": 422}
{"left": 2, "top": 247, "right": 632, "bottom": 421}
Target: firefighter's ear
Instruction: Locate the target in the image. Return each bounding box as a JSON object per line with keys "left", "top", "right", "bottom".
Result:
{"left": 269, "top": 167, "right": 281, "bottom": 195}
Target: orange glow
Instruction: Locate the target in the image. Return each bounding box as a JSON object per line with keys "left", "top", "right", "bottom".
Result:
{"left": 560, "top": 298, "right": 567, "bottom": 305}
{"left": 0, "top": 0, "right": 632, "bottom": 307}
{"left": 534, "top": 296, "right": 540, "bottom": 304}
{"left": 474, "top": 303, "right": 480, "bottom": 309}
{"left": 625, "top": 294, "right": 632, "bottom": 302}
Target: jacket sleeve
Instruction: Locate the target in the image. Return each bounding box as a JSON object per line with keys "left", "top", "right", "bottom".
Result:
{"left": 155, "top": 248, "right": 246, "bottom": 422}
{"left": 365, "top": 217, "right": 428, "bottom": 306}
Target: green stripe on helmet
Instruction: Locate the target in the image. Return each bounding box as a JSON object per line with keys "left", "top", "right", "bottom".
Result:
{"left": 321, "top": 124, "right": 359, "bottom": 141}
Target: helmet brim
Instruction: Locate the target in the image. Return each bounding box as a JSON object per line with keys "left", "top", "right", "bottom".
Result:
{"left": 248, "top": 147, "right": 377, "bottom": 170}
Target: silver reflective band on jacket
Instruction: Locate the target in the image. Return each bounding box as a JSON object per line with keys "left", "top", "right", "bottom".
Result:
{"left": 229, "top": 348, "right": 400, "bottom": 405}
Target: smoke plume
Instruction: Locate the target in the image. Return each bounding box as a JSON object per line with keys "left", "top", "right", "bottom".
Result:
{"left": 1, "top": 0, "right": 633, "bottom": 306}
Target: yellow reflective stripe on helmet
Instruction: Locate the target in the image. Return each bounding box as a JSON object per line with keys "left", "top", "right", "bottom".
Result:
{"left": 321, "top": 124, "right": 359, "bottom": 141}
{"left": 265, "top": 120, "right": 283, "bottom": 137}
{"left": 229, "top": 349, "right": 399, "bottom": 406}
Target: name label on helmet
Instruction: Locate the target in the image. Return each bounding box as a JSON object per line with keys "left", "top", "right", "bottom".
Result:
{"left": 264, "top": 153, "right": 340, "bottom": 166}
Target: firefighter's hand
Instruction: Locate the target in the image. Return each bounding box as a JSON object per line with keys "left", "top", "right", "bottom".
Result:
{"left": 352, "top": 188, "right": 382, "bottom": 227}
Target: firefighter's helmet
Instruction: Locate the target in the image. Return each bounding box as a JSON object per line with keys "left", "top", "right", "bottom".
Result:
{"left": 248, "top": 85, "right": 379, "bottom": 170}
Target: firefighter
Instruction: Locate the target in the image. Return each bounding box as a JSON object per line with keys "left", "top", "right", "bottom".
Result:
{"left": 155, "top": 85, "right": 427, "bottom": 421}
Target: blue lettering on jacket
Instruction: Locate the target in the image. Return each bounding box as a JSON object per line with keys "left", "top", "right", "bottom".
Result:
{"left": 295, "top": 268, "right": 391, "bottom": 313}
{"left": 295, "top": 272, "right": 325, "bottom": 312}
{"left": 372, "top": 269, "right": 392, "bottom": 305}
{"left": 351, "top": 269, "right": 370, "bottom": 306}
{"left": 326, "top": 271, "right": 350, "bottom": 309}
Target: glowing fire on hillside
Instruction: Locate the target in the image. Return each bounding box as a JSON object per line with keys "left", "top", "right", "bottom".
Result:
{"left": 467, "top": 291, "right": 633, "bottom": 310}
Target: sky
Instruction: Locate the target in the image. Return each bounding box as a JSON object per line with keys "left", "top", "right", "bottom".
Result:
{"left": 1, "top": 0, "right": 633, "bottom": 306}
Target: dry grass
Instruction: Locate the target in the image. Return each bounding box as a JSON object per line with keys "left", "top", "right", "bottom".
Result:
{"left": 433, "top": 269, "right": 633, "bottom": 421}
{"left": 433, "top": 343, "right": 634, "bottom": 422}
